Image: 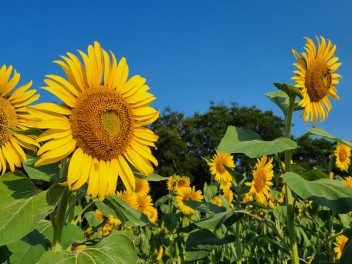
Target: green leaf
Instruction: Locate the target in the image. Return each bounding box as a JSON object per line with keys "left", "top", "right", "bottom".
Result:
{"left": 185, "top": 229, "right": 236, "bottom": 261}
{"left": 266, "top": 91, "right": 303, "bottom": 116}
{"left": 134, "top": 171, "right": 169, "bottom": 181}
{"left": 308, "top": 126, "right": 352, "bottom": 147}
{"left": 217, "top": 126, "right": 297, "bottom": 158}
{"left": 273, "top": 205, "right": 287, "bottom": 225}
{"left": 300, "top": 169, "right": 328, "bottom": 181}
{"left": 203, "top": 182, "right": 218, "bottom": 203}
{"left": 104, "top": 196, "right": 152, "bottom": 227}
{"left": 193, "top": 210, "right": 242, "bottom": 230}
{"left": 37, "top": 232, "right": 137, "bottom": 264}
{"left": 0, "top": 171, "right": 60, "bottom": 246}
{"left": 22, "top": 155, "right": 60, "bottom": 182}
{"left": 283, "top": 172, "right": 352, "bottom": 213}
{"left": 273, "top": 82, "right": 303, "bottom": 99}
{"left": 8, "top": 220, "right": 51, "bottom": 264}
{"left": 183, "top": 200, "right": 226, "bottom": 215}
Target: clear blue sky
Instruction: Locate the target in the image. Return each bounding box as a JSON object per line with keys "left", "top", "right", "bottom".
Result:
{"left": 2, "top": 1, "right": 352, "bottom": 140}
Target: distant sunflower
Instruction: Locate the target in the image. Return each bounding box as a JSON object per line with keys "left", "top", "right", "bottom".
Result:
{"left": 292, "top": 36, "right": 341, "bottom": 123}
{"left": 0, "top": 65, "right": 40, "bottom": 174}
{"left": 245, "top": 156, "right": 274, "bottom": 204}
{"left": 117, "top": 190, "right": 138, "bottom": 210}
{"left": 167, "top": 175, "right": 179, "bottom": 191}
{"left": 29, "top": 42, "right": 159, "bottom": 200}
{"left": 211, "top": 196, "right": 223, "bottom": 207}
{"left": 176, "top": 186, "right": 203, "bottom": 215}
{"left": 174, "top": 176, "right": 191, "bottom": 192}
{"left": 334, "top": 234, "right": 349, "bottom": 260}
{"left": 134, "top": 178, "right": 150, "bottom": 195}
{"left": 208, "top": 153, "right": 235, "bottom": 184}
{"left": 334, "top": 144, "right": 351, "bottom": 171}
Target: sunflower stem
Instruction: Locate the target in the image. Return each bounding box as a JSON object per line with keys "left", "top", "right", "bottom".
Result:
{"left": 51, "top": 158, "right": 71, "bottom": 251}
{"left": 284, "top": 94, "right": 299, "bottom": 264}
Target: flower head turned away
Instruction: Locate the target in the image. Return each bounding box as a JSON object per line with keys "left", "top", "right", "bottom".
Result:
{"left": 334, "top": 144, "right": 351, "bottom": 172}
{"left": 292, "top": 36, "right": 341, "bottom": 123}
{"left": 0, "top": 65, "right": 40, "bottom": 174}
{"left": 334, "top": 234, "right": 349, "bottom": 260}
{"left": 176, "top": 186, "right": 203, "bottom": 215}
{"left": 245, "top": 156, "right": 274, "bottom": 204}
{"left": 28, "top": 42, "right": 159, "bottom": 200}
{"left": 208, "top": 152, "right": 235, "bottom": 184}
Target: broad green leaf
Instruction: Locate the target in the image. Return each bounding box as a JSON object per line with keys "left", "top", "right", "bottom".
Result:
{"left": 266, "top": 91, "right": 290, "bottom": 116}
{"left": 37, "top": 232, "right": 137, "bottom": 264}
{"left": 266, "top": 91, "right": 303, "bottom": 116}
{"left": 193, "top": 210, "right": 242, "bottom": 230}
{"left": 203, "top": 182, "right": 218, "bottom": 203}
{"left": 217, "top": 126, "right": 297, "bottom": 158}
{"left": 8, "top": 220, "right": 51, "bottom": 264}
{"left": 273, "top": 82, "right": 303, "bottom": 99}
{"left": 308, "top": 126, "right": 352, "bottom": 147}
{"left": 300, "top": 169, "right": 328, "bottom": 181}
{"left": 183, "top": 200, "right": 226, "bottom": 215}
{"left": 22, "top": 155, "right": 60, "bottom": 182}
{"left": 284, "top": 172, "right": 352, "bottom": 213}
{"left": 104, "top": 196, "right": 152, "bottom": 227}
{"left": 185, "top": 229, "right": 236, "bottom": 261}
{"left": 0, "top": 171, "right": 61, "bottom": 246}
{"left": 273, "top": 205, "right": 287, "bottom": 225}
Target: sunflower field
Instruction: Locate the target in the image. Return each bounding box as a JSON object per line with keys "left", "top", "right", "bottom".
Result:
{"left": 0, "top": 37, "right": 352, "bottom": 264}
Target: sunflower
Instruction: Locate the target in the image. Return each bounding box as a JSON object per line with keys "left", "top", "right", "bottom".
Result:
{"left": 174, "top": 176, "right": 191, "bottom": 192}
{"left": 334, "top": 144, "right": 351, "bottom": 171}
{"left": 134, "top": 178, "right": 150, "bottom": 195}
{"left": 0, "top": 65, "right": 40, "bottom": 174}
{"left": 334, "top": 234, "right": 349, "bottom": 260}
{"left": 136, "top": 193, "right": 158, "bottom": 222}
{"left": 167, "top": 175, "right": 179, "bottom": 191}
{"left": 117, "top": 190, "right": 138, "bottom": 210}
{"left": 176, "top": 186, "right": 203, "bottom": 215}
{"left": 211, "top": 196, "right": 223, "bottom": 207}
{"left": 28, "top": 42, "right": 159, "bottom": 200}
{"left": 208, "top": 152, "right": 235, "bottom": 184}
{"left": 245, "top": 156, "right": 274, "bottom": 204}
{"left": 292, "top": 36, "right": 341, "bottom": 123}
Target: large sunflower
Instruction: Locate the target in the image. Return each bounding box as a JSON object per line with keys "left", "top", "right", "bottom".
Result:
{"left": 292, "top": 36, "right": 341, "bottom": 123}
{"left": 245, "top": 156, "right": 274, "bottom": 204}
{"left": 334, "top": 144, "right": 351, "bottom": 172}
{"left": 29, "top": 42, "right": 159, "bottom": 200}
{"left": 0, "top": 65, "right": 39, "bottom": 174}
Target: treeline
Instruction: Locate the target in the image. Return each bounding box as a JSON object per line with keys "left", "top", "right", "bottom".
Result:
{"left": 149, "top": 102, "right": 340, "bottom": 197}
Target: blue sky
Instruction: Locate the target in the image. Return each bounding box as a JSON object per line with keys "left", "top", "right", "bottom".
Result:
{"left": 2, "top": 1, "right": 352, "bottom": 140}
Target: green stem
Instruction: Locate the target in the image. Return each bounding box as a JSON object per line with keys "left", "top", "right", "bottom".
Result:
{"left": 51, "top": 158, "right": 71, "bottom": 251}
{"left": 284, "top": 95, "right": 299, "bottom": 264}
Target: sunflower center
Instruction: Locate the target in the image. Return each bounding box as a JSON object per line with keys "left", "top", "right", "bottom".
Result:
{"left": 0, "top": 97, "right": 17, "bottom": 145}
{"left": 339, "top": 149, "right": 347, "bottom": 162}
{"left": 254, "top": 169, "right": 266, "bottom": 193}
{"left": 305, "top": 60, "right": 332, "bottom": 102}
{"left": 70, "top": 88, "right": 134, "bottom": 161}
{"left": 216, "top": 161, "right": 226, "bottom": 174}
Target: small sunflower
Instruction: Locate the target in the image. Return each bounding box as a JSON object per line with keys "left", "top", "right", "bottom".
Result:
{"left": 211, "top": 196, "right": 223, "bottom": 207}
{"left": 117, "top": 190, "right": 138, "bottom": 210}
{"left": 29, "top": 42, "right": 159, "bottom": 200}
{"left": 245, "top": 156, "right": 274, "bottom": 204}
{"left": 292, "top": 36, "right": 341, "bottom": 123}
{"left": 176, "top": 186, "right": 203, "bottom": 215}
{"left": 167, "top": 175, "right": 179, "bottom": 191}
{"left": 0, "top": 65, "right": 40, "bottom": 174}
{"left": 174, "top": 176, "right": 191, "bottom": 192}
{"left": 208, "top": 152, "right": 235, "bottom": 184}
{"left": 334, "top": 144, "right": 351, "bottom": 171}
{"left": 334, "top": 234, "right": 349, "bottom": 260}
{"left": 134, "top": 178, "right": 150, "bottom": 195}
